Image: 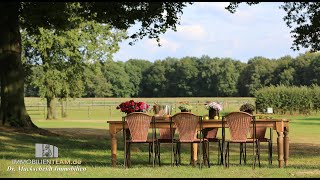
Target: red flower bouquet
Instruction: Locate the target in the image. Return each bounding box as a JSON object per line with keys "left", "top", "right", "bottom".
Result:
{"left": 116, "top": 100, "right": 149, "bottom": 114}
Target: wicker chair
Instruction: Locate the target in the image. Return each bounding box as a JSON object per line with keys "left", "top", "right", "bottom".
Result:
{"left": 170, "top": 112, "right": 208, "bottom": 168}
{"left": 222, "top": 112, "right": 260, "bottom": 168}
{"left": 246, "top": 124, "right": 273, "bottom": 165}
{"left": 155, "top": 127, "right": 176, "bottom": 166}
{"left": 122, "top": 112, "right": 156, "bottom": 168}
{"left": 202, "top": 128, "right": 222, "bottom": 167}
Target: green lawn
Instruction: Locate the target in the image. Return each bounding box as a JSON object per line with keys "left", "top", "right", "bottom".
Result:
{"left": 25, "top": 97, "right": 256, "bottom": 121}
{"left": 1, "top": 113, "right": 320, "bottom": 178}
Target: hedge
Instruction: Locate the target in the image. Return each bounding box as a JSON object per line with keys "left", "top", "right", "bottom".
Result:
{"left": 255, "top": 85, "right": 320, "bottom": 114}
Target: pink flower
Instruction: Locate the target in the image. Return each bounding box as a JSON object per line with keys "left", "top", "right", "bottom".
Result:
{"left": 116, "top": 100, "right": 149, "bottom": 114}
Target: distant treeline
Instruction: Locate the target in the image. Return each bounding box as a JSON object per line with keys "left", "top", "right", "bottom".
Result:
{"left": 24, "top": 52, "right": 320, "bottom": 98}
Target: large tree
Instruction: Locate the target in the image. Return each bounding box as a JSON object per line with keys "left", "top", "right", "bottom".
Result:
{"left": 83, "top": 62, "right": 113, "bottom": 98}
{"left": 22, "top": 19, "right": 125, "bottom": 120}
{"left": 0, "top": 2, "right": 191, "bottom": 127}
{"left": 124, "top": 59, "right": 152, "bottom": 97}
{"left": 217, "top": 59, "right": 241, "bottom": 97}
{"left": 238, "top": 57, "right": 276, "bottom": 96}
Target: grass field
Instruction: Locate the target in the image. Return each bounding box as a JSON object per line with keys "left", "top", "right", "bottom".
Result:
{"left": 25, "top": 97, "right": 255, "bottom": 120}
{"left": 1, "top": 97, "right": 320, "bottom": 178}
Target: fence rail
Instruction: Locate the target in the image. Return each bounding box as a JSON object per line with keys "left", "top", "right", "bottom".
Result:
{"left": 24, "top": 97, "right": 255, "bottom": 120}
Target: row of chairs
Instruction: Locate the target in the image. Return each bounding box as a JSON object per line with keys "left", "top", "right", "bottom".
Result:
{"left": 122, "top": 111, "right": 272, "bottom": 168}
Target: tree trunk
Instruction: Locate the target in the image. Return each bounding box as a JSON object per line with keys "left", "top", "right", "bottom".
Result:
{"left": 60, "top": 99, "right": 67, "bottom": 118}
{"left": 0, "top": 3, "right": 37, "bottom": 128}
{"left": 46, "top": 96, "right": 57, "bottom": 120}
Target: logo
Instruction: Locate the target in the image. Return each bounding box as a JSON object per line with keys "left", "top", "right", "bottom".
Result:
{"left": 35, "top": 143, "right": 58, "bottom": 158}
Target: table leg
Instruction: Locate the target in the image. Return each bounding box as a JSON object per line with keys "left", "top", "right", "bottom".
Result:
{"left": 192, "top": 143, "right": 197, "bottom": 165}
{"left": 277, "top": 131, "right": 284, "bottom": 168}
{"left": 190, "top": 143, "right": 193, "bottom": 165}
{"left": 110, "top": 126, "right": 117, "bottom": 167}
{"left": 284, "top": 128, "right": 289, "bottom": 166}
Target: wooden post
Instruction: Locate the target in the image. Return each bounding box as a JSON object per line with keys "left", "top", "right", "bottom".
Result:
{"left": 110, "top": 126, "right": 117, "bottom": 167}
{"left": 277, "top": 131, "right": 284, "bottom": 168}
{"left": 197, "top": 100, "right": 199, "bottom": 115}
{"left": 284, "top": 129, "right": 289, "bottom": 166}
{"left": 43, "top": 106, "right": 46, "bottom": 119}
{"left": 109, "top": 106, "right": 112, "bottom": 120}
{"left": 88, "top": 106, "right": 90, "bottom": 119}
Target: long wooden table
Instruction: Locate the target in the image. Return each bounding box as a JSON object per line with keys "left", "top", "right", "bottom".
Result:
{"left": 107, "top": 118, "right": 289, "bottom": 168}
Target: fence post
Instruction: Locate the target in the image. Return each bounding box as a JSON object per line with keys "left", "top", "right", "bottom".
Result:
{"left": 197, "top": 100, "right": 200, "bottom": 115}
{"left": 88, "top": 106, "right": 90, "bottom": 119}
{"left": 174, "top": 101, "right": 177, "bottom": 114}
{"left": 43, "top": 106, "right": 46, "bottom": 119}
{"left": 109, "top": 105, "right": 112, "bottom": 120}
{"left": 61, "top": 100, "right": 63, "bottom": 118}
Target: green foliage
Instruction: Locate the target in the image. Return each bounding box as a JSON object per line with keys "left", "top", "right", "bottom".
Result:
{"left": 23, "top": 52, "right": 320, "bottom": 99}
{"left": 83, "top": 62, "right": 113, "bottom": 97}
{"left": 166, "top": 57, "right": 199, "bottom": 97}
{"left": 196, "top": 56, "right": 220, "bottom": 96}
{"left": 103, "top": 60, "right": 132, "bottom": 97}
{"left": 22, "top": 19, "right": 125, "bottom": 100}
{"left": 178, "top": 102, "right": 193, "bottom": 111}
{"left": 141, "top": 60, "right": 168, "bottom": 97}
{"left": 239, "top": 103, "right": 255, "bottom": 112}
{"left": 18, "top": 2, "right": 192, "bottom": 46}
{"left": 255, "top": 85, "right": 320, "bottom": 114}
{"left": 238, "top": 56, "right": 276, "bottom": 96}
{"left": 311, "top": 84, "right": 320, "bottom": 112}
{"left": 125, "top": 59, "right": 153, "bottom": 97}
{"left": 217, "top": 58, "right": 240, "bottom": 97}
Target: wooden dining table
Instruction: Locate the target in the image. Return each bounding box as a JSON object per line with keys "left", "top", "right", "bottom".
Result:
{"left": 107, "top": 117, "right": 289, "bottom": 168}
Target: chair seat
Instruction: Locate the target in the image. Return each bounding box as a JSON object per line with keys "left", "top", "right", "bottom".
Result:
{"left": 175, "top": 138, "right": 208, "bottom": 143}
{"left": 157, "top": 138, "right": 177, "bottom": 143}
{"left": 127, "top": 139, "right": 156, "bottom": 143}
{"left": 207, "top": 138, "right": 220, "bottom": 142}
{"left": 247, "top": 137, "right": 270, "bottom": 142}
{"left": 226, "top": 139, "right": 258, "bottom": 143}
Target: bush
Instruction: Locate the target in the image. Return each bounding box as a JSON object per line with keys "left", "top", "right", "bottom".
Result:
{"left": 255, "top": 85, "right": 320, "bottom": 114}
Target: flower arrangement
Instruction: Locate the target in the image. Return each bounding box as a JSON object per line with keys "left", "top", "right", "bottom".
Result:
{"left": 205, "top": 101, "right": 223, "bottom": 111}
{"left": 178, "top": 102, "right": 193, "bottom": 112}
{"left": 116, "top": 100, "right": 149, "bottom": 114}
{"left": 153, "top": 103, "right": 172, "bottom": 116}
{"left": 239, "top": 103, "right": 255, "bottom": 114}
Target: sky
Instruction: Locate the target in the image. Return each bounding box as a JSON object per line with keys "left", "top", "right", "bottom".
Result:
{"left": 113, "top": 2, "right": 309, "bottom": 63}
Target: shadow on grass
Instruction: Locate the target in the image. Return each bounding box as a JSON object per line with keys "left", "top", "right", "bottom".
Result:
{"left": 1, "top": 127, "right": 319, "bottom": 169}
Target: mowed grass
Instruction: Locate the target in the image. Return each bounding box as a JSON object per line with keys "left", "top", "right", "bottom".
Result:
{"left": 25, "top": 97, "right": 255, "bottom": 121}
{"left": 1, "top": 112, "right": 320, "bottom": 178}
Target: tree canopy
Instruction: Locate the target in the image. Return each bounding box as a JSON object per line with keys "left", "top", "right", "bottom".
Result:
{"left": 18, "top": 2, "right": 192, "bottom": 45}
{"left": 0, "top": 2, "right": 191, "bottom": 127}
